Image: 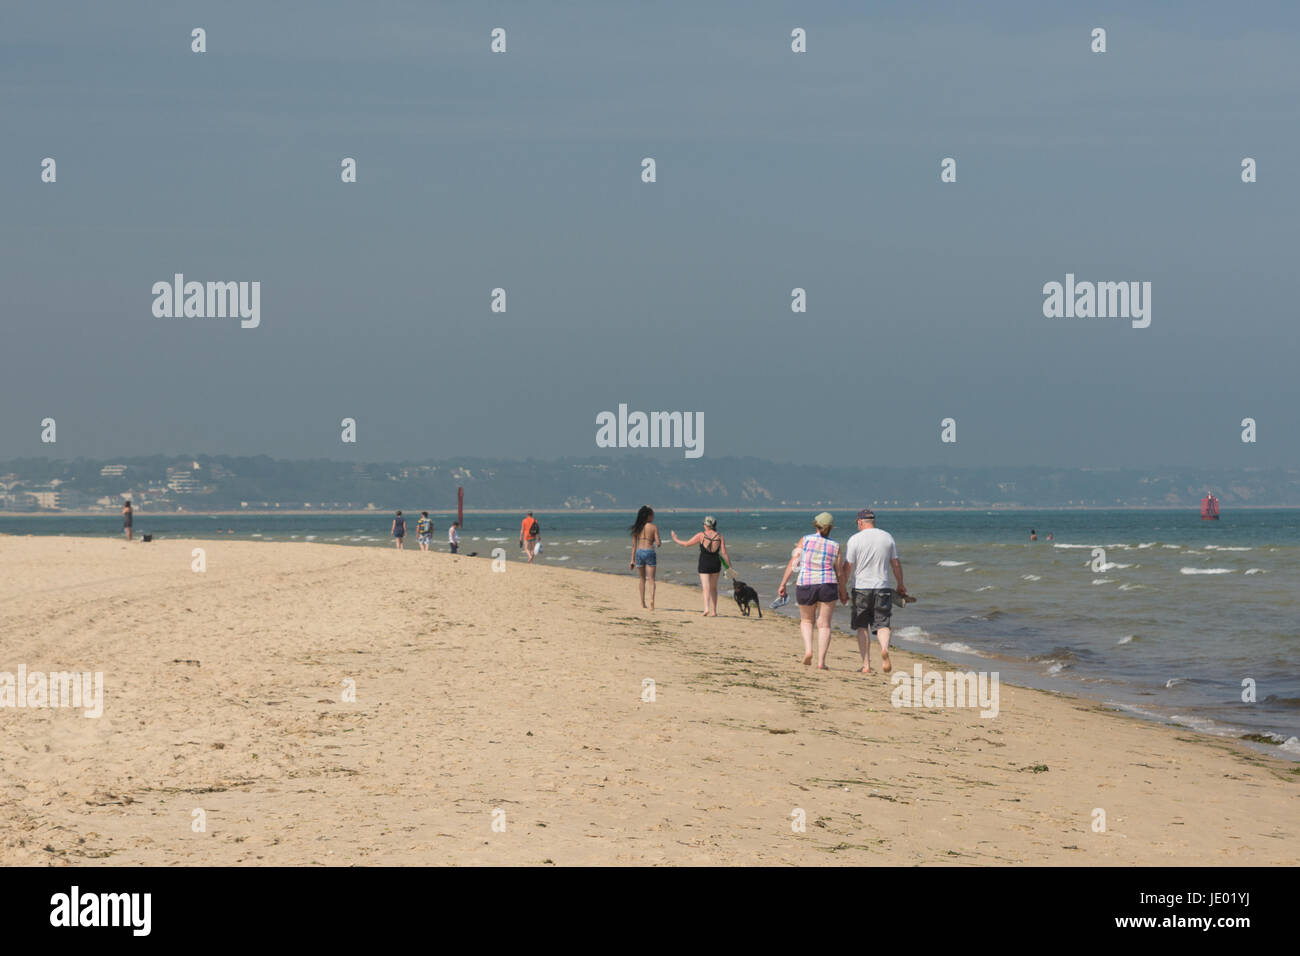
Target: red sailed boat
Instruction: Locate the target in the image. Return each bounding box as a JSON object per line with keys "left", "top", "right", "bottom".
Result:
{"left": 1201, "top": 495, "right": 1220, "bottom": 520}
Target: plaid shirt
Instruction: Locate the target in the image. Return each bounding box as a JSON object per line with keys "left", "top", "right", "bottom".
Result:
{"left": 797, "top": 533, "right": 839, "bottom": 586}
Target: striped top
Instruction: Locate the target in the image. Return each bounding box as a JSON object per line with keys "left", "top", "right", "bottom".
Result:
{"left": 796, "top": 533, "right": 840, "bottom": 586}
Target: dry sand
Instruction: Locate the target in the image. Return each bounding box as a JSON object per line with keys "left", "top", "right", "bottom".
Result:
{"left": 0, "top": 536, "right": 1295, "bottom": 866}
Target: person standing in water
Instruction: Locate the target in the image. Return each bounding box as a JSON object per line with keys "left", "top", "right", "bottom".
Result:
{"left": 392, "top": 511, "right": 406, "bottom": 549}
{"left": 448, "top": 521, "right": 460, "bottom": 553}
{"left": 628, "top": 505, "right": 660, "bottom": 610}
{"left": 122, "top": 500, "right": 133, "bottom": 541}
{"left": 416, "top": 511, "right": 433, "bottom": 551}
{"left": 670, "top": 516, "right": 731, "bottom": 616}
{"left": 520, "top": 512, "right": 541, "bottom": 563}
{"left": 778, "top": 512, "right": 846, "bottom": 669}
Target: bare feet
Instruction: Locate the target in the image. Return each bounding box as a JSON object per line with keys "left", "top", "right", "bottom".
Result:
{"left": 860, "top": 667, "right": 872, "bottom": 675}
{"left": 801, "top": 654, "right": 813, "bottom": 666}
{"left": 881, "top": 650, "right": 892, "bottom": 673}
{"left": 816, "top": 664, "right": 829, "bottom": 670}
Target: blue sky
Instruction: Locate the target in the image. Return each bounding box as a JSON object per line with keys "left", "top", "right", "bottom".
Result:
{"left": 3, "top": 1, "right": 1297, "bottom": 467}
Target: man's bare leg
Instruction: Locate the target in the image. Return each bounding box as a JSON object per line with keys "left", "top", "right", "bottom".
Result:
{"left": 877, "top": 626, "right": 892, "bottom": 673}
{"left": 856, "top": 628, "right": 872, "bottom": 673}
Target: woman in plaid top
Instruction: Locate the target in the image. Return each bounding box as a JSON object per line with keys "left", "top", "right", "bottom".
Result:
{"left": 778, "top": 512, "right": 848, "bottom": 669}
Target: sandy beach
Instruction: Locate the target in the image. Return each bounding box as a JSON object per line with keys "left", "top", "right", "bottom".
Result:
{"left": 0, "top": 535, "right": 1295, "bottom": 866}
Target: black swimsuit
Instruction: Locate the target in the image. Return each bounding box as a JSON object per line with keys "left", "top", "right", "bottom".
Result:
{"left": 698, "top": 533, "right": 722, "bottom": 574}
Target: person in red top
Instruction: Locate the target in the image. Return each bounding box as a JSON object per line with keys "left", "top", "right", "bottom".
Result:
{"left": 519, "top": 512, "right": 541, "bottom": 563}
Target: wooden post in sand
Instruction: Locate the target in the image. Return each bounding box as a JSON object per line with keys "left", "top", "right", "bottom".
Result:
{"left": 457, "top": 487, "right": 464, "bottom": 528}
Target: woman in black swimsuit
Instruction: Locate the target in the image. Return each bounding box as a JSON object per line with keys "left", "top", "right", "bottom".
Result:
{"left": 670, "top": 516, "right": 732, "bottom": 616}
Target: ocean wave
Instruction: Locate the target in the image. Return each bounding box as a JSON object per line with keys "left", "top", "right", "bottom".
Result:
{"left": 1021, "top": 574, "right": 1042, "bottom": 581}
{"left": 1045, "top": 661, "right": 1069, "bottom": 675}
{"left": 1281, "top": 737, "right": 1300, "bottom": 756}
{"left": 1162, "top": 544, "right": 1182, "bottom": 549}
{"left": 575, "top": 539, "right": 603, "bottom": 545}
{"left": 936, "top": 560, "right": 968, "bottom": 567}
{"left": 1180, "top": 567, "right": 1234, "bottom": 575}
{"left": 896, "top": 625, "right": 931, "bottom": 642}
{"left": 1116, "top": 635, "right": 1135, "bottom": 645}
{"left": 1168, "top": 713, "right": 1236, "bottom": 736}
{"left": 1262, "top": 695, "right": 1300, "bottom": 709}
{"left": 1244, "top": 568, "right": 1266, "bottom": 575}
{"left": 1137, "top": 542, "right": 1155, "bottom": 549}
{"left": 1091, "top": 578, "right": 1111, "bottom": 585}
{"left": 976, "top": 585, "right": 996, "bottom": 592}
{"left": 1205, "top": 545, "right": 1252, "bottom": 551}
{"left": 1165, "top": 678, "right": 1186, "bottom": 688}
{"left": 940, "top": 641, "right": 982, "bottom": 655}
{"left": 1116, "top": 583, "right": 1144, "bottom": 591}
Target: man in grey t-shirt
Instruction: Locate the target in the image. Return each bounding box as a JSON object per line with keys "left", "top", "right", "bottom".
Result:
{"left": 841, "top": 508, "right": 906, "bottom": 674}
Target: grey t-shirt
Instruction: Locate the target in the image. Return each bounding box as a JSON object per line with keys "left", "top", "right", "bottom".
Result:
{"left": 844, "top": 528, "right": 898, "bottom": 589}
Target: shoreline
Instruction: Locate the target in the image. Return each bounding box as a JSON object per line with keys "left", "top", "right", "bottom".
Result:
{"left": 5, "top": 503, "right": 1300, "bottom": 518}
{"left": 1, "top": 535, "right": 1295, "bottom": 865}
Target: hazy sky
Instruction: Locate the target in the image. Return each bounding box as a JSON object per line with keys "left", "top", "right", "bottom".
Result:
{"left": 3, "top": 1, "right": 1298, "bottom": 468}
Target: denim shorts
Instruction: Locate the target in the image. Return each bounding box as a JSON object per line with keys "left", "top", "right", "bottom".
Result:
{"left": 634, "top": 548, "right": 657, "bottom": 568}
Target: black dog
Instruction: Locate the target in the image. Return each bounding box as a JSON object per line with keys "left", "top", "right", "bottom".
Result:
{"left": 732, "top": 579, "right": 762, "bottom": 617}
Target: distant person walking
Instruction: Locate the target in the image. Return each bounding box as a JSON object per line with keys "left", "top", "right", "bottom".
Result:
{"left": 416, "top": 512, "right": 434, "bottom": 551}
{"left": 122, "top": 500, "right": 133, "bottom": 541}
{"left": 671, "top": 516, "right": 731, "bottom": 616}
{"left": 520, "top": 512, "right": 541, "bottom": 563}
{"left": 778, "top": 512, "right": 846, "bottom": 669}
{"left": 392, "top": 511, "right": 406, "bottom": 549}
{"left": 628, "top": 505, "right": 661, "bottom": 610}
{"left": 843, "top": 509, "right": 906, "bottom": 675}
{"left": 448, "top": 521, "right": 460, "bottom": 553}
